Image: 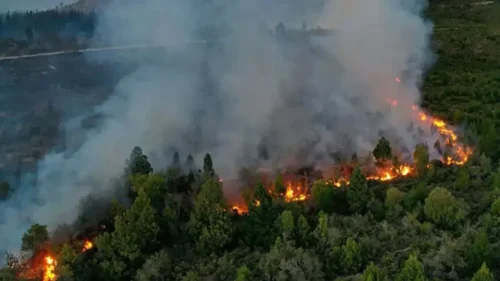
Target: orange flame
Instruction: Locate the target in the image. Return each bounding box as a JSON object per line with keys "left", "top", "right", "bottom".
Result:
{"left": 43, "top": 256, "right": 56, "bottom": 281}
{"left": 331, "top": 164, "right": 414, "bottom": 187}
{"left": 83, "top": 241, "right": 93, "bottom": 252}
{"left": 411, "top": 104, "right": 472, "bottom": 165}
{"left": 231, "top": 205, "right": 247, "bottom": 215}
{"left": 285, "top": 182, "right": 308, "bottom": 202}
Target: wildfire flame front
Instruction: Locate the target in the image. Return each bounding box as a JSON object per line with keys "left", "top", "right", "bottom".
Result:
{"left": 43, "top": 256, "right": 56, "bottom": 281}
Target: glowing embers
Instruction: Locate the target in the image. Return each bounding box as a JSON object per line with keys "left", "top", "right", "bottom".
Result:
{"left": 83, "top": 240, "right": 93, "bottom": 252}
{"left": 284, "top": 182, "right": 308, "bottom": 202}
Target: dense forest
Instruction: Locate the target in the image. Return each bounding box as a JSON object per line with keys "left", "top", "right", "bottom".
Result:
{"left": 2, "top": 1, "right": 500, "bottom": 281}
{"left": 0, "top": 9, "right": 96, "bottom": 56}
{"left": 0, "top": 6, "right": 329, "bottom": 57}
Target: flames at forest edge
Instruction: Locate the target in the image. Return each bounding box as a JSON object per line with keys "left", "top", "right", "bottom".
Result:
{"left": 231, "top": 78, "right": 473, "bottom": 214}
{"left": 34, "top": 241, "right": 94, "bottom": 281}
{"left": 26, "top": 78, "right": 473, "bottom": 281}
{"left": 33, "top": 78, "right": 473, "bottom": 280}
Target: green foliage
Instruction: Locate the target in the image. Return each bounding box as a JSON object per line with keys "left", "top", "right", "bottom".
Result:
{"left": 347, "top": 167, "right": 372, "bottom": 213}
{"left": 261, "top": 237, "right": 324, "bottom": 281}
{"left": 182, "top": 271, "right": 201, "bottom": 281}
{"left": 134, "top": 250, "right": 173, "bottom": 281}
{"left": 312, "top": 179, "right": 349, "bottom": 215}
{"left": 274, "top": 171, "right": 286, "bottom": 196}
{"left": 196, "top": 215, "right": 235, "bottom": 254}
{"left": 243, "top": 183, "right": 279, "bottom": 248}
{"left": 311, "top": 180, "right": 336, "bottom": 214}
{"left": 203, "top": 153, "right": 215, "bottom": 177}
{"left": 129, "top": 173, "right": 167, "bottom": 211}
{"left": 424, "top": 187, "right": 466, "bottom": 228}
{"left": 95, "top": 189, "right": 160, "bottom": 280}
{"left": 109, "top": 199, "right": 126, "bottom": 218}
{"left": 340, "top": 237, "right": 363, "bottom": 274}
{"left": 478, "top": 154, "right": 492, "bottom": 176}
{"left": 490, "top": 197, "right": 500, "bottom": 215}
{"left": 467, "top": 229, "right": 492, "bottom": 272}
{"left": 126, "top": 146, "right": 153, "bottom": 176}
{"left": 479, "top": 125, "right": 497, "bottom": 158}
{"left": 363, "top": 262, "right": 387, "bottom": 281}
{"left": 471, "top": 263, "right": 494, "bottom": 281}
{"left": 455, "top": 167, "right": 471, "bottom": 190}
{"left": 396, "top": 254, "right": 426, "bottom": 281}
{"left": 296, "top": 215, "right": 311, "bottom": 247}
{"left": 0, "top": 9, "right": 96, "bottom": 56}
{"left": 385, "top": 187, "right": 405, "bottom": 208}
{"left": 404, "top": 182, "right": 431, "bottom": 211}
{"left": 56, "top": 244, "right": 77, "bottom": 279}
{"left": 235, "top": 266, "right": 252, "bottom": 281}
{"left": 491, "top": 168, "right": 500, "bottom": 190}
{"left": 313, "top": 211, "right": 329, "bottom": 249}
{"left": 21, "top": 223, "right": 48, "bottom": 252}
{"left": 188, "top": 178, "right": 234, "bottom": 254}
{"left": 280, "top": 210, "right": 295, "bottom": 242}
{"left": 413, "top": 144, "right": 429, "bottom": 176}
{"left": 373, "top": 137, "right": 392, "bottom": 162}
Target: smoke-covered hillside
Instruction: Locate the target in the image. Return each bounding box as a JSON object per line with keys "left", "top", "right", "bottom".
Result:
{"left": 1, "top": 0, "right": 500, "bottom": 281}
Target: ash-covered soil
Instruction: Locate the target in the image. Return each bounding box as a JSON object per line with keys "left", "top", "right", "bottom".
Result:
{"left": 0, "top": 52, "right": 134, "bottom": 183}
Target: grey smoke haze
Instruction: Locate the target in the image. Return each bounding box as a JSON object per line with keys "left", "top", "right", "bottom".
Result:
{"left": 0, "top": 0, "right": 436, "bottom": 253}
{"left": 0, "top": 0, "right": 76, "bottom": 12}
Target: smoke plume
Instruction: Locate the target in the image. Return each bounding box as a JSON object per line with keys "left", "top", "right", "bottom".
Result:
{"left": 0, "top": 0, "right": 434, "bottom": 253}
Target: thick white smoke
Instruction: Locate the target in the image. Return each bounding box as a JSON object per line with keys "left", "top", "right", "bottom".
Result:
{"left": 0, "top": 0, "right": 434, "bottom": 253}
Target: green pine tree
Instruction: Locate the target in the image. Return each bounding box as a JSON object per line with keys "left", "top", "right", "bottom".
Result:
{"left": 373, "top": 137, "right": 392, "bottom": 162}
{"left": 471, "top": 263, "right": 494, "bottom": 281}
{"left": 413, "top": 144, "right": 429, "bottom": 175}
{"left": 347, "top": 167, "right": 372, "bottom": 213}
{"left": 396, "top": 254, "right": 426, "bottom": 281}
{"left": 363, "top": 262, "right": 387, "bottom": 281}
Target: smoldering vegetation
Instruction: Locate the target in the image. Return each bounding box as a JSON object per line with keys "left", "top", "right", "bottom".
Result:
{"left": 0, "top": 0, "right": 436, "bottom": 253}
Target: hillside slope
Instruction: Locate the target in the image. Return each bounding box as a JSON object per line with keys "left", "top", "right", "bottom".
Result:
{"left": 59, "top": 0, "right": 111, "bottom": 13}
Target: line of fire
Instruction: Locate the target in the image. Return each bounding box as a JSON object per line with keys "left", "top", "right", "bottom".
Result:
{"left": 228, "top": 80, "right": 473, "bottom": 215}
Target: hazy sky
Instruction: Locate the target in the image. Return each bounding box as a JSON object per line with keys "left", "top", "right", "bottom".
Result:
{"left": 0, "top": 0, "right": 76, "bottom": 12}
